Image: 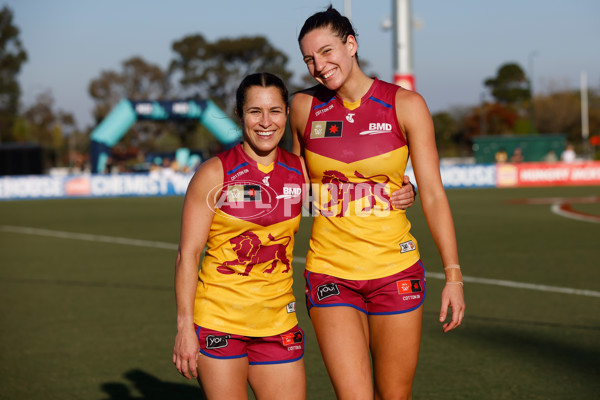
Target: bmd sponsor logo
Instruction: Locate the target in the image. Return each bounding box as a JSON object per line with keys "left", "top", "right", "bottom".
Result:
{"left": 276, "top": 185, "right": 302, "bottom": 199}
{"left": 359, "top": 122, "right": 393, "bottom": 135}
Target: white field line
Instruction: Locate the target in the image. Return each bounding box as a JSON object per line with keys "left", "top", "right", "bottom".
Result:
{"left": 0, "top": 225, "right": 178, "bottom": 250}
{"left": 2, "top": 225, "right": 599, "bottom": 298}
{"left": 550, "top": 203, "right": 600, "bottom": 224}
{"left": 426, "top": 272, "right": 600, "bottom": 298}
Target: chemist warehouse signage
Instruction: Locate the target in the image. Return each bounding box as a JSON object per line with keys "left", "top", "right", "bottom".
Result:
{"left": 1, "top": 162, "right": 600, "bottom": 200}
{"left": 0, "top": 173, "right": 194, "bottom": 200}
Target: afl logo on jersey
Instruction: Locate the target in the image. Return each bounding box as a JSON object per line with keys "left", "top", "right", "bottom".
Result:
{"left": 226, "top": 184, "right": 261, "bottom": 202}
{"left": 208, "top": 179, "right": 279, "bottom": 221}
{"left": 310, "top": 121, "right": 343, "bottom": 139}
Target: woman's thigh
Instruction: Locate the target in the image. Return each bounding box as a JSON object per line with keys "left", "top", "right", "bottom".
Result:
{"left": 369, "top": 305, "right": 424, "bottom": 400}
{"left": 197, "top": 355, "right": 249, "bottom": 400}
{"left": 248, "top": 359, "right": 306, "bottom": 400}
{"left": 310, "top": 305, "right": 372, "bottom": 399}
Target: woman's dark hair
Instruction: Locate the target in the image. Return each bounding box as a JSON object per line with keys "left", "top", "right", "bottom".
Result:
{"left": 235, "top": 72, "right": 289, "bottom": 117}
{"left": 298, "top": 5, "right": 359, "bottom": 64}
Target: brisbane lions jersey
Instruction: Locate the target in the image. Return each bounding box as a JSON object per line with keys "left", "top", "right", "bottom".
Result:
{"left": 195, "top": 144, "right": 305, "bottom": 337}
{"left": 302, "top": 79, "right": 420, "bottom": 280}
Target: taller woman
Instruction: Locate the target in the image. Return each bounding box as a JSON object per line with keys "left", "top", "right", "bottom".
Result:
{"left": 290, "top": 6, "right": 465, "bottom": 399}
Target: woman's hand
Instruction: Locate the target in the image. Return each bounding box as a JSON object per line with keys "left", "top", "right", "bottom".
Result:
{"left": 390, "top": 175, "right": 416, "bottom": 210}
{"left": 439, "top": 283, "right": 465, "bottom": 333}
{"left": 173, "top": 325, "right": 200, "bottom": 380}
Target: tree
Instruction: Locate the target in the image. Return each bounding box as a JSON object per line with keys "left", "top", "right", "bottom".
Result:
{"left": 432, "top": 107, "right": 472, "bottom": 157}
{"left": 432, "top": 111, "right": 460, "bottom": 156}
{"left": 22, "top": 90, "right": 77, "bottom": 168}
{"left": 474, "top": 102, "right": 519, "bottom": 136}
{"left": 88, "top": 56, "right": 173, "bottom": 153}
{"left": 169, "top": 34, "right": 293, "bottom": 115}
{"left": 535, "top": 90, "right": 587, "bottom": 141}
{"left": 23, "top": 91, "right": 57, "bottom": 149}
{"left": 0, "top": 6, "right": 28, "bottom": 143}
{"left": 89, "top": 56, "right": 171, "bottom": 123}
{"left": 484, "top": 63, "right": 531, "bottom": 106}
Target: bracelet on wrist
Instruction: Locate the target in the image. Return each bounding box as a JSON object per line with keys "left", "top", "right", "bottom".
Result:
{"left": 444, "top": 264, "right": 461, "bottom": 270}
{"left": 444, "top": 264, "right": 462, "bottom": 287}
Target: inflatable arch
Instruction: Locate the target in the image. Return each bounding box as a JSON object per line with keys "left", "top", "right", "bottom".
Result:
{"left": 90, "top": 99, "right": 241, "bottom": 173}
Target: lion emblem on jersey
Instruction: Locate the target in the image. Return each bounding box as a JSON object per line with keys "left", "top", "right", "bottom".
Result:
{"left": 217, "top": 232, "right": 291, "bottom": 276}
{"left": 319, "top": 170, "right": 391, "bottom": 217}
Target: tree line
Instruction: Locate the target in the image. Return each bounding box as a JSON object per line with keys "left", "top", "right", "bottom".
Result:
{"left": 1, "top": 5, "right": 598, "bottom": 172}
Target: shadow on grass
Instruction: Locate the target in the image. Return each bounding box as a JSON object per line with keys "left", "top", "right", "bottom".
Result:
{"left": 100, "top": 369, "right": 207, "bottom": 400}
{"left": 448, "top": 313, "right": 600, "bottom": 385}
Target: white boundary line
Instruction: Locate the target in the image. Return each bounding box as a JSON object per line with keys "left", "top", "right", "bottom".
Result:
{"left": 427, "top": 271, "right": 600, "bottom": 298}
{"left": 0, "top": 225, "right": 178, "bottom": 250}
{"left": 550, "top": 203, "right": 600, "bottom": 224}
{"left": 2, "top": 225, "right": 599, "bottom": 298}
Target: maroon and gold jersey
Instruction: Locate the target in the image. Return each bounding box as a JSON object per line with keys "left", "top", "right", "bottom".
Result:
{"left": 195, "top": 144, "right": 305, "bottom": 336}
{"left": 302, "top": 79, "right": 420, "bottom": 280}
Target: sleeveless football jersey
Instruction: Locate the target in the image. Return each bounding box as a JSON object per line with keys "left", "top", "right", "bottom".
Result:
{"left": 303, "top": 79, "right": 420, "bottom": 280}
{"left": 194, "top": 143, "right": 305, "bottom": 337}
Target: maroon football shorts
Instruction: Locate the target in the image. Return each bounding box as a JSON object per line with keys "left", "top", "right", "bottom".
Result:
{"left": 195, "top": 324, "right": 304, "bottom": 365}
{"left": 305, "top": 260, "right": 426, "bottom": 315}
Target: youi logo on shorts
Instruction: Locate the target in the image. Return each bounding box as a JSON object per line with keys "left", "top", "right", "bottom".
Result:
{"left": 359, "top": 122, "right": 393, "bottom": 136}
{"left": 316, "top": 283, "right": 340, "bottom": 301}
{"left": 206, "top": 334, "right": 230, "bottom": 349}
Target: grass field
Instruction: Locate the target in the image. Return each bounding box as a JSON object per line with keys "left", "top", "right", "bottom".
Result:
{"left": 1, "top": 186, "right": 599, "bottom": 399}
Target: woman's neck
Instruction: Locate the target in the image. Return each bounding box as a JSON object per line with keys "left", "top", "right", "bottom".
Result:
{"left": 242, "top": 142, "right": 277, "bottom": 166}
{"left": 335, "top": 69, "right": 373, "bottom": 104}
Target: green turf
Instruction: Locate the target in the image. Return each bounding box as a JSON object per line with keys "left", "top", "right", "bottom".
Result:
{"left": 1, "top": 186, "right": 599, "bottom": 399}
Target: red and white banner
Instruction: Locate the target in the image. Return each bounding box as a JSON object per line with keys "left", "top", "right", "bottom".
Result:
{"left": 497, "top": 162, "right": 600, "bottom": 187}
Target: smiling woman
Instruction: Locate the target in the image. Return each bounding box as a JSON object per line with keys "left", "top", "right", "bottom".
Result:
{"left": 236, "top": 80, "right": 289, "bottom": 163}
{"left": 172, "top": 72, "right": 309, "bottom": 400}
{"left": 289, "top": 5, "right": 464, "bottom": 399}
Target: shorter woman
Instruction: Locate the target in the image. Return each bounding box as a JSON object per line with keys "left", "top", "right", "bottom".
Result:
{"left": 173, "top": 73, "right": 308, "bottom": 400}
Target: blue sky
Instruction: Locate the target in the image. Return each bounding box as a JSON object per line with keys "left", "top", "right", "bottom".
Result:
{"left": 4, "top": 0, "right": 600, "bottom": 128}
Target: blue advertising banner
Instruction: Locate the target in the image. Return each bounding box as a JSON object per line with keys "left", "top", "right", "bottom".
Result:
{"left": 0, "top": 172, "right": 194, "bottom": 200}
